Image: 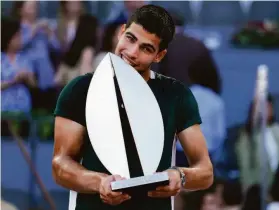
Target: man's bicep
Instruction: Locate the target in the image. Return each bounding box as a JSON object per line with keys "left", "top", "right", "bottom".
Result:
{"left": 177, "top": 125, "right": 210, "bottom": 166}
{"left": 176, "top": 85, "right": 202, "bottom": 134}
{"left": 53, "top": 117, "right": 85, "bottom": 161}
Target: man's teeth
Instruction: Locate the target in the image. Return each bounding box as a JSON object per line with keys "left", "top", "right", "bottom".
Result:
{"left": 123, "top": 57, "right": 133, "bottom": 65}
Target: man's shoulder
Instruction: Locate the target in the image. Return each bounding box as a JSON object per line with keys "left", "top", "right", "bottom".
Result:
{"left": 155, "top": 72, "right": 185, "bottom": 86}
{"left": 54, "top": 73, "right": 93, "bottom": 123}
{"left": 56, "top": 73, "right": 93, "bottom": 104}
{"left": 154, "top": 72, "right": 190, "bottom": 93}
{"left": 64, "top": 73, "right": 93, "bottom": 92}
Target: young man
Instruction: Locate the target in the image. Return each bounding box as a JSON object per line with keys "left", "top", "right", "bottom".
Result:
{"left": 52, "top": 5, "right": 213, "bottom": 210}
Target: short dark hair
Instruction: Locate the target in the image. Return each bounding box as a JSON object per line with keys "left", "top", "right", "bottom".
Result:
{"left": 1, "top": 17, "right": 21, "bottom": 52}
{"left": 126, "top": 4, "right": 175, "bottom": 51}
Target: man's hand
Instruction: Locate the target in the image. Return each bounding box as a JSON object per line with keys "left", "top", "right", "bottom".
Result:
{"left": 148, "top": 169, "right": 181, "bottom": 198}
{"left": 99, "top": 175, "right": 131, "bottom": 205}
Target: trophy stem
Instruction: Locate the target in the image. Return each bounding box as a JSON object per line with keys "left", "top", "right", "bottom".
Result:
{"left": 113, "top": 76, "right": 144, "bottom": 178}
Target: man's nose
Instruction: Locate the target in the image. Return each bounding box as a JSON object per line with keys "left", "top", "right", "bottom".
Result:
{"left": 126, "top": 45, "right": 139, "bottom": 58}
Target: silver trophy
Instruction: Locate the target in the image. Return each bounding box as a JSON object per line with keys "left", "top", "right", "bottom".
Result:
{"left": 85, "top": 53, "right": 168, "bottom": 196}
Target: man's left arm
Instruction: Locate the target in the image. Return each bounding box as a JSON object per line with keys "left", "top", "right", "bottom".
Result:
{"left": 148, "top": 85, "right": 213, "bottom": 198}
{"left": 177, "top": 124, "right": 213, "bottom": 190}
{"left": 174, "top": 84, "right": 213, "bottom": 191}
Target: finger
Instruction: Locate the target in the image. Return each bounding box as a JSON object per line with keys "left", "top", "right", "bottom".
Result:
{"left": 107, "top": 190, "right": 123, "bottom": 197}
{"left": 103, "top": 177, "right": 122, "bottom": 197}
{"left": 107, "top": 193, "right": 130, "bottom": 200}
{"left": 156, "top": 181, "right": 179, "bottom": 191}
{"left": 156, "top": 185, "right": 171, "bottom": 191}
{"left": 112, "top": 194, "right": 131, "bottom": 203}
{"left": 104, "top": 194, "right": 131, "bottom": 205}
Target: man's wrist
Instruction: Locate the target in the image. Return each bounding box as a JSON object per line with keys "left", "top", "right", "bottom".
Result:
{"left": 79, "top": 171, "right": 108, "bottom": 194}
{"left": 169, "top": 166, "right": 186, "bottom": 186}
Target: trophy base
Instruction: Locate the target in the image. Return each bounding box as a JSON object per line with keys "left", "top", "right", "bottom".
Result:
{"left": 111, "top": 172, "right": 169, "bottom": 195}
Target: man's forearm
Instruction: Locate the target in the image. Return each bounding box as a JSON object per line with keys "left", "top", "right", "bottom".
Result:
{"left": 52, "top": 155, "right": 108, "bottom": 194}
{"left": 180, "top": 163, "right": 213, "bottom": 191}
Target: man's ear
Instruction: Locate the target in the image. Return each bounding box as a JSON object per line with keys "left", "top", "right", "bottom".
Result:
{"left": 118, "top": 24, "right": 126, "bottom": 40}
{"left": 154, "top": 49, "right": 167, "bottom": 63}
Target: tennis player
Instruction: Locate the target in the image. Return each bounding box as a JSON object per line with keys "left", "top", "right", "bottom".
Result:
{"left": 52, "top": 4, "right": 213, "bottom": 210}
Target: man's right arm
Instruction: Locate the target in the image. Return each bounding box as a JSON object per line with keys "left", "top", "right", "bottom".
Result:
{"left": 52, "top": 75, "right": 131, "bottom": 205}
{"left": 52, "top": 116, "right": 108, "bottom": 194}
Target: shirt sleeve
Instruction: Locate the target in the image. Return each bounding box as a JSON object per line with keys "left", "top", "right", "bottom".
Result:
{"left": 54, "top": 75, "right": 91, "bottom": 126}
{"left": 176, "top": 84, "right": 202, "bottom": 134}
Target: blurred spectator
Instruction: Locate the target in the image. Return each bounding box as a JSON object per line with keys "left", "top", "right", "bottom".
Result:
{"left": 54, "top": 14, "right": 98, "bottom": 87}
{"left": 11, "top": 1, "right": 60, "bottom": 90}
{"left": 267, "top": 164, "right": 279, "bottom": 210}
{"left": 92, "top": 22, "right": 122, "bottom": 71}
{"left": 152, "top": 10, "right": 222, "bottom": 94}
{"left": 1, "top": 17, "right": 36, "bottom": 113}
{"left": 1, "top": 17, "right": 36, "bottom": 137}
{"left": 186, "top": 65, "right": 226, "bottom": 164}
{"left": 56, "top": 1, "right": 85, "bottom": 53}
{"left": 172, "top": 10, "right": 225, "bottom": 169}
{"left": 176, "top": 39, "right": 226, "bottom": 169}
{"left": 235, "top": 94, "right": 279, "bottom": 192}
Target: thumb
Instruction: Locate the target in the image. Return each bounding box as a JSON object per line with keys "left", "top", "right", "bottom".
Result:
{"left": 113, "top": 175, "right": 123, "bottom": 181}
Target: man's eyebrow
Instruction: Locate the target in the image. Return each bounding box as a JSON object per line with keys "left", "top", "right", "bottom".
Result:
{"left": 125, "top": 32, "right": 137, "bottom": 41}
{"left": 141, "top": 43, "right": 156, "bottom": 52}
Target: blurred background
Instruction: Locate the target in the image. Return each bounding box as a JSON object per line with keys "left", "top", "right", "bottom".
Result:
{"left": 1, "top": 1, "right": 279, "bottom": 210}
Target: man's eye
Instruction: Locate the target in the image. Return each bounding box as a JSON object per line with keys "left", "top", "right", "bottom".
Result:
{"left": 142, "top": 47, "right": 152, "bottom": 53}
{"left": 126, "top": 36, "right": 135, "bottom": 42}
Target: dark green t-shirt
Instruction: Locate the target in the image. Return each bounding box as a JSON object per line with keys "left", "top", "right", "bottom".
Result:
{"left": 54, "top": 72, "right": 201, "bottom": 210}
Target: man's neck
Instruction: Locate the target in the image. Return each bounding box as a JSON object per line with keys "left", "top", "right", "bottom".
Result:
{"left": 139, "top": 69, "right": 151, "bottom": 82}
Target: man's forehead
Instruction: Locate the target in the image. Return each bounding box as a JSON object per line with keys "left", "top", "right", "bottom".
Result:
{"left": 125, "top": 23, "right": 161, "bottom": 48}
